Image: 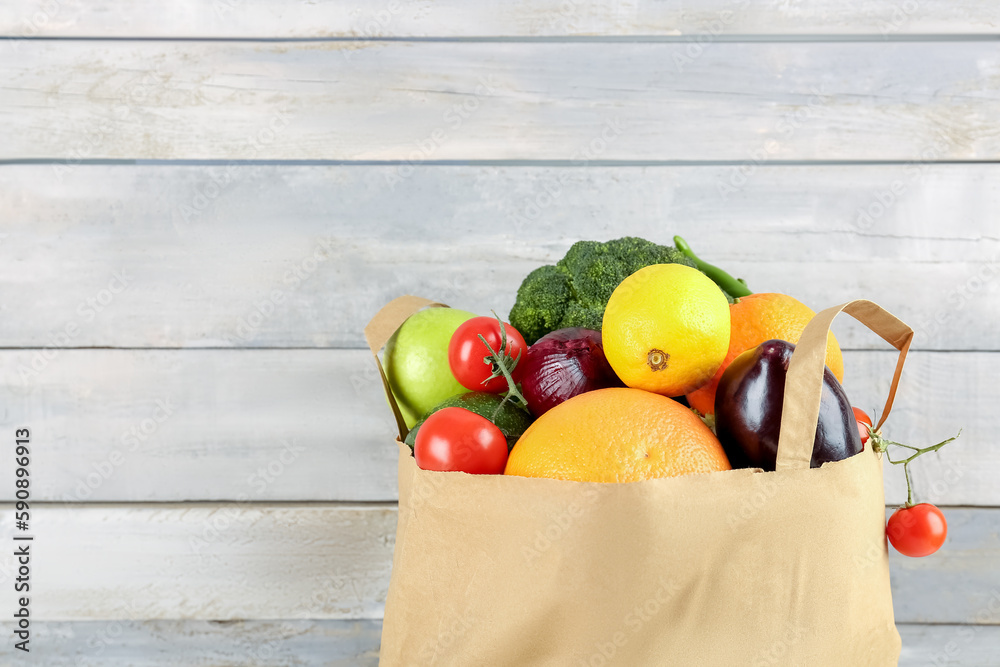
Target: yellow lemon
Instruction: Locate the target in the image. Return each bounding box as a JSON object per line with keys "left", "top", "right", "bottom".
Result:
{"left": 602, "top": 264, "right": 730, "bottom": 396}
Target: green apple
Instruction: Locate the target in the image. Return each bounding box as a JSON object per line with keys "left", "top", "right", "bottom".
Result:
{"left": 383, "top": 307, "right": 477, "bottom": 428}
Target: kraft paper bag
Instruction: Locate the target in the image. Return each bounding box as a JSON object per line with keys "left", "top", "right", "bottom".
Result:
{"left": 365, "top": 296, "right": 907, "bottom": 666}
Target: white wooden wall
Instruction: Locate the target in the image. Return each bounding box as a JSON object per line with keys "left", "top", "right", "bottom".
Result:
{"left": 1, "top": 2, "right": 999, "bottom": 664}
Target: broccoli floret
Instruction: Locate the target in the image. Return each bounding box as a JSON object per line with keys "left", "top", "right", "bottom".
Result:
{"left": 559, "top": 301, "right": 604, "bottom": 331}
{"left": 508, "top": 237, "right": 702, "bottom": 344}
{"left": 507, "top": 265, "right": 573, "bottom": 344}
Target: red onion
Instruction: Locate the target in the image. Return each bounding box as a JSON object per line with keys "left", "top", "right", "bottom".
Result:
{"left": 520, "top": 328, "right": 623, "bottom": 417}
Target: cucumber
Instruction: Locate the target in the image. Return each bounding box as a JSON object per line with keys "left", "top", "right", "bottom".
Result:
{"left": 404, "top": 392, "right": 534, "bottom": 452}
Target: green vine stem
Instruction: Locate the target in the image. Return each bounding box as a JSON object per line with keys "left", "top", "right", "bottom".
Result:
{"left": 673, "top": 235, "right": 753, "bottom": 299}
{"left": 869, "top": 427, "right": 961, "bottom": 507}
{"left": 478, "top": 313, "right": 530, "bottom": 420}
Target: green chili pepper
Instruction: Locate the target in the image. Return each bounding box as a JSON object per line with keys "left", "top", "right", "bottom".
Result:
{"left": 673, "top": 236, "right": 753, "bottom": 299}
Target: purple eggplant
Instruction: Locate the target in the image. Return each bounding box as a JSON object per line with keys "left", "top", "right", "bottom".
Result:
{"left": 714, "top": 339, "right": 861, "bottom": 471}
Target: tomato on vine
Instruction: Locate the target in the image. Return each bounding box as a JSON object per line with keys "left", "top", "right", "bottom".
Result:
{"left": 862, "top": 412, "right": 960, "bottom": 558}
{"left": 449, "top": 316, "right": 527, "bottom": 393}
{"left": 887, "top": 504, "right": 947, "bottom": 557}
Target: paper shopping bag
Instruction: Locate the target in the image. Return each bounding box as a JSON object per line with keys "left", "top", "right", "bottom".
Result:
{"left": 366, "top": 297, "right": 907, "bottom": 666}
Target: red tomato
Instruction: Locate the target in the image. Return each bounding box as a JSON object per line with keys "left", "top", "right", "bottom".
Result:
{"left": 448, "top": 317, "right": 527, "bottom": 393}
{"left": 887, "top": 503, "right": 947, "bottom": 557}
{"left": 853, "top": 407, "right": 872, "bottom": 445}
{"left": 413, "top": 407, "right": 508, "bottom": 474}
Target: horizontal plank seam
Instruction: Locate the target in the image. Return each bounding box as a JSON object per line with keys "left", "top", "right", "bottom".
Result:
{"left": 0, "top": 617, "right": 994, "bottom": 626}
{"left": 0, "top": 500, "right": 400, "bottom": 509}
{"left": 0, "top": 620, "right": 985, "bottom": 626}
{"left": 20, "top": 613, "right": 391, "bottom": 622}
{"left": 0, "top": 621, "right": 994, "bottom": 630}
{"left": 5, "top": 159, "right": 1000, "bottom": 168}
{"left": 895, "top": 622, "right": 1000, "bottom": 627}
{"left": 2, "top": 502, "right": 995, "bottom": 510}
{"left": 1, "top": 35, "right": 999, "bottom": 44}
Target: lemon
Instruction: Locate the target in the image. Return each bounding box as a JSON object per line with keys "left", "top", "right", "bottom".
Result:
{"left": 383, "top": 307, "right": 477, "bottom": 428}
{"left": 602, "top": 264, "right": 730, "bottom": 396}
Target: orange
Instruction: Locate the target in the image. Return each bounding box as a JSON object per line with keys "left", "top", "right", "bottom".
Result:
{"left": 602, "top": 264, "right": 730, "bottom": 396}
{"left": 505, "top": 387, "right": 731, "bottom": 482}
{"left": 686, "top": 293, "right": 845, "bottom": 416}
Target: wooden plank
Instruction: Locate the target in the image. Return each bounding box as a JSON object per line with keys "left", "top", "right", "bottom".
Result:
{"left": 2, "top": 1, "right": 998, "bottom": 38}
{"left": 0, "top": 505, "right": 995, "bottom": 623}
{"left": 898, "top": 624, "right": 1000, "bottom": 667}
{"left": 845, "top": 351, "right": 991, "bottom": 509}
{"left": 2, "top": 41, "right": 999, "bottom": 161}
{"left": 0, "top": 620, "right": 990, "bottom": 667}
{"left": 890, "top": 508, "right": 1000, "bottom": 626}
{"left": 2, "top": 164, "right": 998, "bottom": 351}
{"left": 0, "top": 620, "right": 994, "bottom": 666}
{"left": 0, "top": 504, "right": 397, "bottom": 621}
{"left": 0, "top": 620, "right": 381, "bottom": 666}
{"left": 0, "top": 349, "right": 400, "bottom": 503}
{"left": 0, "top": 349, "right": 990, "bottom": 505}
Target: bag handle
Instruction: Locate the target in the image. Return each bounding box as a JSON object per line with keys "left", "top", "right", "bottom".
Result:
{"left": 775, "top": 299, "right": 913, "bottom": 471}
{"left": 364, "top": 295, "right": 449, "bottom": 440}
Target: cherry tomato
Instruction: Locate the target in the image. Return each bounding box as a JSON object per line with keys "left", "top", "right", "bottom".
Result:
{"left": 887, "top": 503, "right": 947, "bottom": 557}
{"left": 448, "top": 317, "right": 527, "bottom": 393}
{"left": 413, "top": 407, "right": 508, "bottom": 474}
{"left": 853, "top": 407, "right": 872, "bottom": 445}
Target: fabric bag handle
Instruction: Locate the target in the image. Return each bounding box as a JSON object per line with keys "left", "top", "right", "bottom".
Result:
{"left": 364, "top": 295, "right": 449, "bottom": 440}
{"left": 775, "top": 299, "right": 913, "bottom": 471}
